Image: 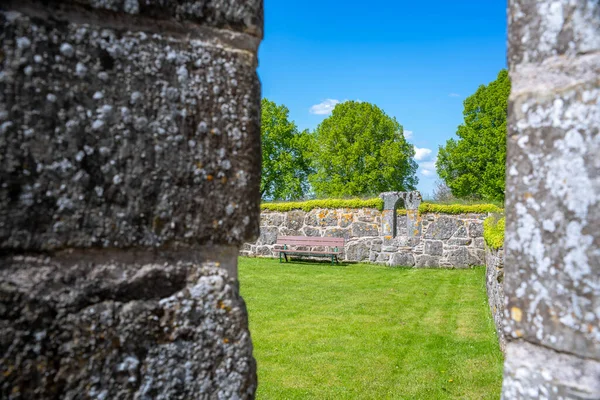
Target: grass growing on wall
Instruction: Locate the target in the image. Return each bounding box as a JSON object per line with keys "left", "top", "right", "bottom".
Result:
{"left": 261, "top": 198, "right": 503, "bottom": 214}
{"left": 483, "top": 216, "right": 505, "bottom": 249}
{"left": 240, "top": 257, "right": 504, "bottom": 399}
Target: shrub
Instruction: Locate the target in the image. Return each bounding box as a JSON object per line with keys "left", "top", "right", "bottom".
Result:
{"left": 261, "top": 199, "right": 503, "bottom": 214}
{"left": 261, "top": 198, "right": 384, "bottom": 212}
{"left": 483, "top": 215, "right": 505, "bottom": 250}
{"left": 419, "top": 203, "right": 503, "bottom": 214}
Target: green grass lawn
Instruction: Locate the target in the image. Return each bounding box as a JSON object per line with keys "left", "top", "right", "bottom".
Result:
{"left": 239, "top": 257, "right": 504, "bottom": 399}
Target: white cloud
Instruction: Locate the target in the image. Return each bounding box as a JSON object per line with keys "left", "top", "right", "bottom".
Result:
{"left": 413, "top": 146, "right": 432, "bottom": 161}
{"left": 309, "top": 99, "right": 340, "bottom": 115}
{"left": 421, "top": 169, "right": 433, "bottom": 176}
{"left": 403, "top": 130, "right": 413, "bottom": 139}
{"left": 448, "top": 93, "right": 461, "bottom": 97}
{"left": 419, "top": 159, "right": 437, "bottom": 170}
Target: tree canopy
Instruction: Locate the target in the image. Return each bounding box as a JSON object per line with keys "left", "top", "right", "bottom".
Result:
{"left": 310, "top": 101, "right": 418, "bottom": 197}
{"left": 260, "top": 98, "right": 313, "bottom": 201}
{"left": 436, "top": 70, "right": 510, "bottom": 201}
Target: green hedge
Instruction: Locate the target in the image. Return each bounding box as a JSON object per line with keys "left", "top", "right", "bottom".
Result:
{"left": 418, "top": 203, "right": 503, "bottom": 214}
{"left": 261, "top": 199, "right": 503, "bottom": 214}
{"left": 261, "top": 198, "right": 384, "bottom": 212}
{"left": 483, "top": 216, "right": 505, "bottom": 250}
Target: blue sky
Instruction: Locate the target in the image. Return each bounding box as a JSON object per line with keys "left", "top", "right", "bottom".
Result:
{"left": 258, "top": 0, "right": 507, "bottom": 198}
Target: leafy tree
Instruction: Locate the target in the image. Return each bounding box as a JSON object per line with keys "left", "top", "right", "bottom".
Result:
{"left": 261, "top": 98, "right": 313, "bottom": 200}
{"left": 310, "top": 101, "right": 418, "bottom": 197}
{"left": 436, "top": 70, "right": 510, "bottom": 201}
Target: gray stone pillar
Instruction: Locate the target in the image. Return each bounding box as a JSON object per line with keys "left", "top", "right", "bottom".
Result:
{"left": 0, "top": 1, "right": 262, "bottom": 398}
{"left": 380, "top": 191, "right": 421, "bottom": 237}
{"left": 503, "top": 1, "right": 600, "bottom": 398}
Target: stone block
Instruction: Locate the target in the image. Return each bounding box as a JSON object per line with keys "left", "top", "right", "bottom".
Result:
{"left": 424, "top": 240, "right": 443, "bottom": 256}
{"left": 377, "top": 253, "right": 390, "bottom": 262}
{"left": 508, "top": 0, "right": 600, "bottom": 67}
{"left": 416, "top": 255, "right": 439, "bottom": 268}
{"left": 302, "top": 226, "right": 321, "bottom": 237}
{"left": 454, "top": 226, "right": 468, "bottom": 238}
{"left": 468, "top": 221, "right": 484, "bottom": 238}
{"left": 389, "top": 252, "right": 415, "bottom": 267}
{"left": 0, "top": 9, "right": 262, "bottom": 250}
{"left": 446, "top": 247, "right": 469, "bottom": 268}
{"left": 285, "top": 210, "right": 305, "bottom": 231}
{"left": 258, "top": 226, "right": 278, "bottom": 245}
{"left": 351, "top": 222, "right": 379, "bottom": 237}
{"left": 261, "top": 212, "right": 285, "bottom": 227}
{"left": 447, "top": 238, "right": 472, "bottom": 246}
{"left": 0, "top": 251, "right": 256, "bottom": 399}
{"left": 345, "top": 241, "right": 369, "bottom": 261}
{"left": 505, "top": 74, "right": 600, "bottom": 358}
{"left": 339, "top": 213, "right": 354, "bottom": 227}
{"left": 324, "top": 228, "right": 350, "bottom": 239}
{"left": 473, "top": 237, "right": 485, "bottom": 248}
{"left": 424, "top": 216, "right": 464, "bottom": 240}
{"left": 502, "top": 341, "right": 600, "bottom": 399}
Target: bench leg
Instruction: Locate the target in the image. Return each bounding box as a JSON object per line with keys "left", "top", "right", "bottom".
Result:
{"left": 279, "top": 252, "right": 282, "bottom": 263}
{"left": 284, "top": 253, "right": 288, "bottom": 262}
{"left": 331, "top": 255, "right": 334, "bottom": 266}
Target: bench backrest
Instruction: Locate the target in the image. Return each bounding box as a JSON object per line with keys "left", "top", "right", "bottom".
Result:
{"left": 276, "top": 236, "right": 345, "bottom": 248}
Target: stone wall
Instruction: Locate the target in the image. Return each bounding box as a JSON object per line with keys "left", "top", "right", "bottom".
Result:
{"left": 0, "top": 1, "right": 262, "bottom": 399}
{"left": 242, "top": 208, "right": 488, "bottom": 268}
{"left": 485, "top": 245, "right": 506, "bottom": 353}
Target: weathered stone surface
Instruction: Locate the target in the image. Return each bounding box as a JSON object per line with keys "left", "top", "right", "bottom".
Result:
{"left": 389, "top": 252, "right": 415, "bottom": 267}
{"left": 345, "top": 241, "right": 369, "bottom": 261}
{"left": 505, "top": 67, "right": 600, "bottom": 359}
{"left": 415, "top": 255, "right": 439, "bottom": 268}
{"left": 502, "top": 341, "right": 600, "bottom": 399}
{"left": 0, "top": 8, "right": 261, "bottom": 250}
{"left": 508, "top": 0, "right": 600, "bottom": 66}
{"left": 468, "top": 221, "right": 483, "bottom": 238}
{"left": 285, "top": 210, "right": 305, "bottom": 231}
{"left": 302, "top": 226, "right": 321, "bottom": 237}
{"left": 486, "top": 245, "right": 505, "bottom": 353}
{"left": 324, "top": 228, "right": 350, "bottom": 239}
{"left": 446, "top": 247, "right": 469, "bottom": 268}
{"left": 424, "top": 216, "right": 463, "bottom": 240}
{"left": 454, "top": 226, "right": 468, "bottom": 238}
{"left": 424, "top": 240, "right": 443, "bottom": 256}
{"left": 351, "top": 222, "right": 379, "bottom": 237}
{"left": 258, "top": 226, "right": 278, "bottom": 245}
{"left": 261, "top": 212, "right": 285, "bottom": 227}
{"left": 447, "top": 238, "right": 472, "bottom": 246}
{"left": 339, "top": 213, "right": 354, "bottom": 227}
{"left": 0, "top": 250, "right": 256, "bottom": 399}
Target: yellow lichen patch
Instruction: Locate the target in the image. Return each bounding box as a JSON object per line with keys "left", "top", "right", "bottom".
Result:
{"left": 223, "top": 338, "right": 229, "bottom": 344}
{"left": 511, "top": 307, "right": 522, "bottom": 322}
{"left": 206, "top": 174, "right": 213, "bottom": 181}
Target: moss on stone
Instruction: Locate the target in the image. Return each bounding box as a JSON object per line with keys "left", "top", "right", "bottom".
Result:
{"left": 483, "top": 215, "right": 505, "bottom": 250}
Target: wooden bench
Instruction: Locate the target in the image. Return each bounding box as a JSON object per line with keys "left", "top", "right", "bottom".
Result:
{"left": 277, "top": 236, "right": 345, "bottom": 265}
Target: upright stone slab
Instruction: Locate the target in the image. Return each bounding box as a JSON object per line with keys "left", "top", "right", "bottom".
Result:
{"left": 380, "top": 191, "right": 421, "bottom": 237}
{"left": 503, "top": 0, "right": 600, "bottom": 397}
{"left": 0, "top": 1, "right": 262, "bottom": 398}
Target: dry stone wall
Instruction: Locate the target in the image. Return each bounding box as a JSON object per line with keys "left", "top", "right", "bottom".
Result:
{"left": 485, "top": 245, "right": 506, "bottom": 353}
{"left": 0, "top": 1, "right": 262, "bottom": 398}
{"left": 242, "top": 208, "right": 488, "bottom": 268}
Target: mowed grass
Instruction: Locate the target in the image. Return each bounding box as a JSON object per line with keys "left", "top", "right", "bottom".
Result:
{"left": 239, "top": 257, "right": 504, "bottom": 399}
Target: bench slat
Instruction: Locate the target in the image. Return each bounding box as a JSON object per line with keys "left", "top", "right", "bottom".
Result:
{"left": 276, "top": 235, "right": 344, "bottom": 246}
{"left": 279, "top": 250, "right": 340, "bottom": 255}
